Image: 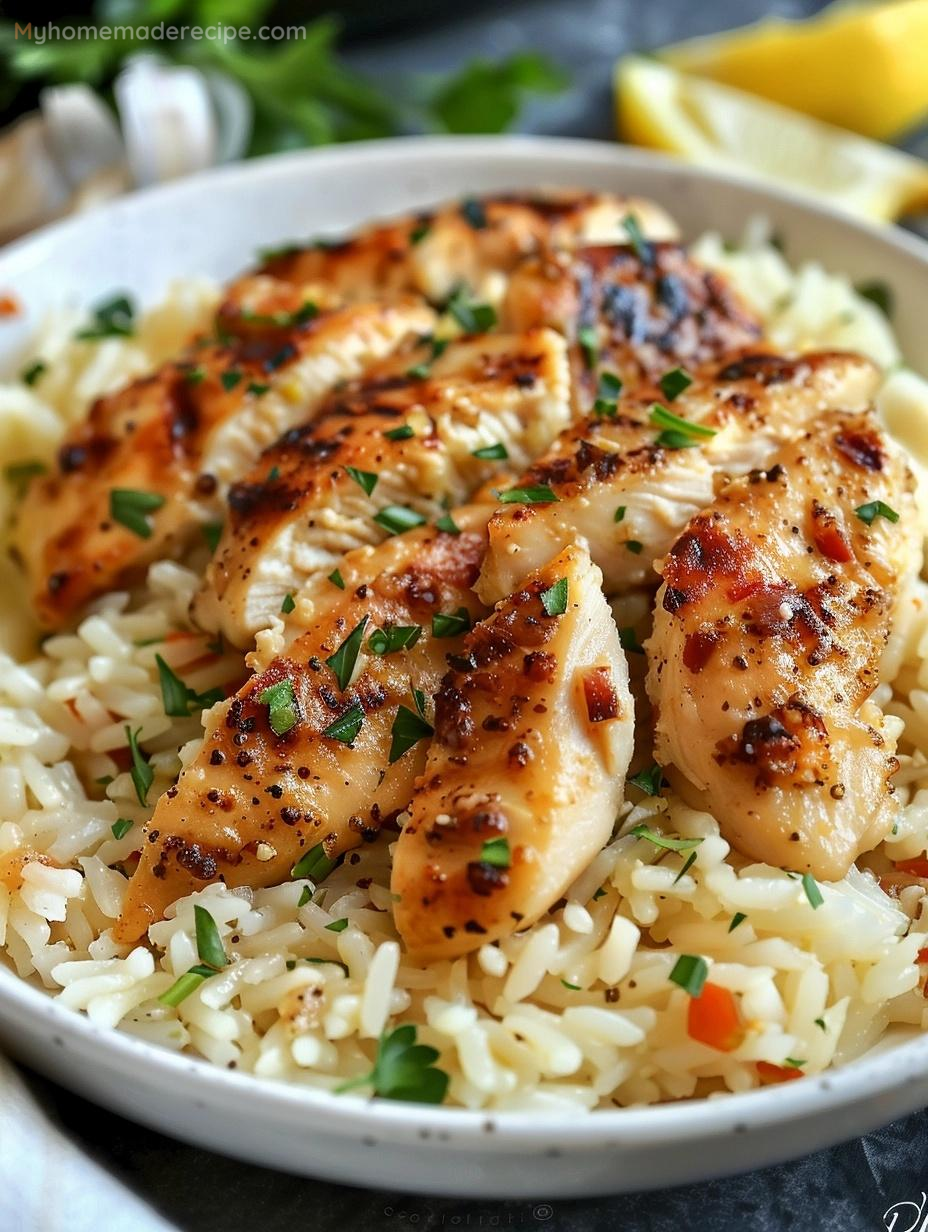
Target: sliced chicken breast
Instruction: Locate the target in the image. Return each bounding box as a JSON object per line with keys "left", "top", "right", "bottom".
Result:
{"left": 502, "top": 241, "right": 763, "bottom": 406}
{"left": 193, "top": 328, "right": 571, "bottom": 646}
{"left": 249, "top": 192, "right": 680, "bottom": 310}
{"left": 392, "top": 544, "right": 633, "bottom": 960}
{"left": 477, "top": 351, "right": 880, "bottom": 604}
{"left": 15, "top": 297, "right": 433, "bottom": 629}
{"left": 114, "top": 507, "right": 493, "bottom": 943}
{"left": 646, "top": 411, "right": 921, "bottom": 880}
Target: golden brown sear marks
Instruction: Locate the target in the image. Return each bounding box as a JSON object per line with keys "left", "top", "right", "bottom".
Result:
{"left": 502, "top": 242, "right": 764, "bottom": 407}
{"left": 392, "top": 544, "right": 632, "bottom": 961}
{"left": 15, "top": 298, "right": 433, "bottom": 629}
{"left": 114, "top": 509, "right": 493, "bottom": 943}
{"left": 646, "top": 410, "right": 921, "bottom": 880}
{"left": 193, "top": 329, "right": 571, "bottom": 646}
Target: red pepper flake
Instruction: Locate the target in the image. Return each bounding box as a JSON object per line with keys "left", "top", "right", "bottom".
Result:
{"left": 583, "top": 666, "right": 620, "bottom": 723}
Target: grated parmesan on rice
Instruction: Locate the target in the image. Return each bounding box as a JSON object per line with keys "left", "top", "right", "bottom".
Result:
{"left": 2, "top": 230, "right": 928, "bottom": 1113}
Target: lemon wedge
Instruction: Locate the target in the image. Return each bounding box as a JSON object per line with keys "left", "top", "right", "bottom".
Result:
{"left": 660, "top": 0, "right": 928, "bottom": 141}
{"left": 616, "top": 56, "right": 928, "bottom": 223}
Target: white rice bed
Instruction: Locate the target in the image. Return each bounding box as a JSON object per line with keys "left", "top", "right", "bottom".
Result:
{"left": 0, "top": 240, "right": 927, "bottom": 1113}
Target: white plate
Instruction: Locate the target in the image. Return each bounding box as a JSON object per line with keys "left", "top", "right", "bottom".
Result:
{"left": 1, "top": 136, "right": 927, "bottom": 1199}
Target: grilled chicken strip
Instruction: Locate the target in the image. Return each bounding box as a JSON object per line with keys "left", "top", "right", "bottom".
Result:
{"left": 646, "top": 411, "right": 921, "bottom": 880}
{"left": 15, "top": 296, "right": 433, "bottom": 629}
{"left": 392, "top": 544, "right": 632, "bottom": 960}
{"left": 114, "top": 507, "right": 493, "bottom": 943}
{"left": 503, "top": 241, "right": 763, "bottom": 407}
{"left": 477, "top": 351, "right": 880, "bottom": 605}
{"left": 250, "top": 192, "right": 679, "bottom": 311}
{"left": 193, "top": 328, "right": 571, "bottom": 647}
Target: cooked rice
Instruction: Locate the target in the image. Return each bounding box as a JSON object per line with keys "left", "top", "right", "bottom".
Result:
{"left": 2, "top": 229, "right": 928, "bottom": 1114}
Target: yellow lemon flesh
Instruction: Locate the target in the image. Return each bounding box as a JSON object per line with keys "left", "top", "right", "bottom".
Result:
{"left": 660, "top": 0, "right": 928, "bottom": 141}
{"left": 616, "top": 56, "right": 928, "bottom": 223}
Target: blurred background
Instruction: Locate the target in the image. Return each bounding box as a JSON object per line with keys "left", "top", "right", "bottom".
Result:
{"left": 2, "top": 0, "right": 928, "bottom": 245}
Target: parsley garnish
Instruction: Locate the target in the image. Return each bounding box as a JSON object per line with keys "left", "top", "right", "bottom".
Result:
{"left": 410, "top": 222, "right": 431, "bottom": 246}
{"left": 561, "top": 979, "right": 580, "bottom": 991}
{"left": 248, "top": 382, "right": 270, "bottom": 396}
{"left": 111, "top": 818, "right": 134, "bottom": 840}
{"left": 155, "top": 654, "right": 223, "bottom": 717}
{"left": 326, "top": 617, "right": 369, "bottom": 691}
{"left": 374, "top": 505, "right": 427, "bottom": 535}
{"left": 728, "top": 912, "right": 747, "bottom": 933}
{"left": 621, "top": 213, "right": 652, "bottom": 264}
{"left": 802, "top": 873, "right": 824, "bottom": 909}
{"left": 328, "top": 568, "right": 345, "bottom": 589}
{"left": 658, "top": 367, "right": 693, "bottom": 402}
{"left": 367, "top": 625, "right": 422, "bottom": 655}
{"left": 389, "top": 697, "right": 433, "bottom": 763}
{"left": 158, "top": 904, "right": 228, "bottom": 1007}
{"left": 220, "top": 369, "right": 243, "bottom": 391}
{"left": 445, "top": 285, "right": 497, "bottom": 333}
{"left": 335, "top": 1023, "right": 449, "bottom": 1104}
{"left": 298, "top": 886, "right": 313, "bottom": 907}
{"left": 628, "top": 764, "right": 664, "bottom": 796}
{"left": 202, "top": 521, "right": 223, "bottom": 553}
{"left": 385, "top": 424, "right": 414, "bottom": 440}
{"left": 292, "top": 841, "right": 337, "bottom": 882}
{"left": 4, "top": 460, "right": 46, "bottom": 494}
{"left": 625, "top": 540, "right": 643, "bottom": 555}
{"left": 259, "top": 678, "right": 300, "bottom": 736}
{"left": 326, "top": 918, "right": 350, "bottom": 933}
{"left": 281, "top": 593, "right": 296, "bottom": 614}
{"left": 266, "top": 465, "right": 281, "bottom": 483}
{"left": 540, "top": 577, "right": 568, "bottom": 616}
{"left": 630, "top": 824, "right": 703, "bottom": 852}
{"left": 480, "top": 837, "right": 511, "bottom": 868}
{"left": 406, "top": 363, "right": 431, "bottom": 381}
{"left": 183, "top": 366, "right": 206, "bottom": 385}
{"left": 674, "top": 851, "right": 698, "bottom": 883}
{"left": 345, "top": 466, "right": 378, "bottom": 496}
{"left": 472, "top": 442, "right": 508, "bottom": 460}
{"left": 435, "top": 512, "right": 461, "bottom": 535}
{"left": 432, "top": 607, "right": 471, "bottom": 638}
{"left": 75, "top": 293, "right": 135, "bottom": 340}
{"left": 614, "top": 505, "right": 626, "bottom": 523}
{"left": 109, "top": 488, "right": 166, "bottom": 539}
{"left": 594, "top": 370, "right": 622, "bottom": 416}
{"left": 618, "top": 626, "right": 644, "bottom": 655}
{"left": 322, "top": 701, "right": 364, "bottom": 745}
{"left": 124, "top": 725, "right": 153, "bottom": 806}
{"left": 241, "top": 301, "right": 317, "bottom": 329}
{"left": 21, "top": 359, "right": 46, "bottom": 386}
{"left": 460, "top": 198, "right": 487, "bottom": 229}
{"left": 650, "top": 403, "right": 717, "bottom": 448}
{"left": 855, "top": 279, "right": 893, "bottom": 319}
{"left": 669, "top": 954, "right": 708, "bottom": 998}
{"left": 577, "top": 325, "right": 598, "bottom": 369}
{"left": 497, "top": 484, "right": 558, "bottom": 505}
{"left": 855, "top": 500, "right": 899, "bottom": 526}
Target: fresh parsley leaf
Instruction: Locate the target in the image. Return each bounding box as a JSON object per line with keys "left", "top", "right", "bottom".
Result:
{"left": 385, "top": 424, "right": 414, "bottom": 440}
{"left": 674, "top": 850, "right": 698, "bottom": 883}
{"left": 281, "top": 592, "right": 296, "bottom": 614}
{"left": 658, "top": 367, "right": 693, "bottom": 402}
{"left": 110, "top": 488, "right": 165, "bottom": 539}
{"left": 459, "top": 197, "right": 488, "bottom": 229}
{"left": 373, "top": 505, "right": 427, "bottom": 535}
{"left": 540, "top": 577, "right": 568, "bottom": 616}
{"left": 328, "top": 568, "right": 345, "bottom": 589}
{"left": 259, "top": 678, "right": 300, "bottom": 736}
{"left": 409, "top": 222, "right": 431, "bottom": 246}
{"left": 630, "top": 824, "right": 703, "bottom": 852}
{"left": 158, "top": 965, "right": 216, "bottom": 1008}
{"left": 577, "top": 325, "right": 598, "bottom": 369}
{"left": 650, "top": 403, "right": 717, "bottom": 444}
{"left": 429, "top": 51, "right": 568, "bottom": 136}
{"left": 471, "top": 442, "right": 508, "bottom": 460}
{"left": 322, "top": 701, "right": 364, "bottom": 745}
{"left": 111, "top": 818, "right": 133, "bottom": 840}
{"left": 298, "top": 885, "right": 313, "bottom": 908}
{"left": 155, "top": 655, "right": 223, "bottom": 717}
{"left": 614, "top": 505, "right": 627, "bottom": 523}
{"left": 621, "top": 213, "right": 652, "bottom": 264}
{"left": 326, "top": 617, "right": 369, "bottom": 691}
{"left": 345, "top": 466, "right": 378, "bottom": 496}
{"left": 248, "top": 382, "right": 270, "bottom": 396}
{"left": 594, "top": 370, "right": 622, "bottom": 416}
{"left": 194, "top": 904, "right": 228, "bottom": 971}
{"left": 625, "top": 540, "right": 643, "bottom": 555}
{"left": 802, "top": 872, "right": 824, "bottom": 909}
{"left": 432, "top": 608, "right": 471, "bottom": 638}
{"left": 445, "top": 285, "right": 497, "bottom": 333}
{"left": 628, "top": 764, "right": 664, "bottom": 796}
{"left": 326, "top": 918, "right": 350, "bottom": 933}
{"left": 728, "top": 912, "right": 747, "bottom": 933}
{"left": 124, "top": 725, "right": 153, "bottom": 806}
{"left": 202, "top": 522, "right": 223, "bottom": 553}
{"left": 335, "top": 1023, "right": 449, "bottom": 1104}
{"left": 435, "top": 513, "right": 460, "bottom": 535}
{"left": 367, "top": 625, "right": 422, "bottom": 656}
{"left": 4, "top": 460, "right": 46, "bottom": 494}
{"left": 561, "top": 979, "right": 580, "bottom": 991}
{"left": 292, "top": 840, "right": 336, "bottom": 882}
{"left": 855, "top": 500, "right": 899, "bottom": 526}
{"left": 855, "top": 279, "right": 893, "bottom": 319}
{"left": 406, "top": 363, "right": 431, "bottom": 381}
{"left": 75, "top": 293, "right": 135, "bottom": 340}
{"left": 497, "top": 484, "right": 558, "bottom": 505}
{"left": 220, "top": 369, "right": 243, "bottom": 391}
{"left": 669, "top": 954, "right": 708, "bottom": 997}
{"left": 480, "top": 837, "right": 511, "bottom": 868}
{"left": 389, "top": 700, "right": 433, "bottom": 763}
{"left": 21, "top": 359, "right": 46, "bottom": 386}
{"left": 183, "top": 365, "right": 206, "bottom": 385}
{"left": 618, "top": 626, "right": 644, "bottom": 656}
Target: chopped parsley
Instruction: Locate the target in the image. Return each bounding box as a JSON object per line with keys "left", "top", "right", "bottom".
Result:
{"left": 814, "top": 1017, "right": 827, "bottom": 1032}
{"left": 241, "top": 301, "right": 317, "bottom": 329}
{"left": 784, "top": 1057, "right": 806, "bottom": 1069}
{"left": 435, "top": 512, "right": 461, "bottom": 535}
{"left": 385, "top": 424, "right": 415, "bottom": 441}
{"left": 614, "top": 505, "right": 626, "bottom": 523}
{"left": 155, "top": 654, "right": 224, "bottom": 717}
{"left": 628, "top": 764, "right": 664, "bottom": 796}
{"left": 326, "top": 617, "right": 369, "bottom": 691}
{"left": 728, "top": 912, "right": 747, "bottom": 933}
{"left": 432, "top": 607, "right": 471, "bottom": 638}
{"left": 854, "top": 279, "right": 893, "bottom": 319}
{"left": 650, "top": 403, "right": 717, "bottom": 448}
{"left": 266, "top": 465, "right": 281, "bottom": 483}
{"left": 855, "top": 500, "right": 899, "bottom": 526}
{"left": 594, "top": 370, "right": 622, "bottom": 416}
{"left": 345, "top": 466, "right": 379, "bottom": 497}
{"left": 577, "top": 325, "right": 598, "bottom": 369}
{"left": 625, "top": 540, "right": 643, "bottom": 555}
{"left": 322, "top": 701, "right": 364, "bottom": 745}
{"left": 292, "top": 841, "right": 336, "bottom": 882}
{"left": 374, "top": 505, "right": 427, "bottom": 536}
{"left": 445, "top": 285, "right": 497, "bottom": 334}
{"left": 658, "top": 367, "right": 693, "bottom": 402}
{"left": 4, "top": 460, "right": 46, "bottom": 494}
{"left": 335, "top": 1023, "right": 449, "bottom": 1104}
{"left": 618, "top": 626, "right": 644, "bottom": 656}
{"left": 480, "top": 837, "right": 511, "bottom": 868}
{"left": 183, "top": 366, "right": 206, "bottom": 385}
{"left": 389, "top": 697, "right": 433, "bottom": 763}
{"left": 540, "top": 577, "right": 568, "bottom": 616}
{"left": 297, "top": 886, "right": 313, "bottom": 908}
{"left": 257, "top": 241, "right": 304, "bottom": 263}
{"left": 630, "top": 824, "right": 703, "bottom": 852}
{"left": 673, "top": 851, "right": 698, "bottom": 883}
{"left": 802, "top": 872, "right": 824, "bottom": 909}
{"left": 109, "top": 488, "right": 166, "bottom": 539}
{"left": 472, "top": 442, "right": 508, "bottom": 460}
{"left": 158, "top": 904, "right": 228, "bottom": 1007}
{"left": 21, "top": 359, "right": 47, "bottom": 386}
{"left": 258, "top": 678, "right": 300, "bottom": 736}
{"left": 497, "top": 484, "right": 558, "bottom": 505}
{"left": 75, "top": 293, "right": 135, "bottom": 340}
{"left": 561, "top": 980, "right": 580, "bottom": 991}
{"left": 669, "top": 954, "right": 708, "bottom": 998}
{"left": 248, "top": 382, "right": 270, "bottom": 396}
{"left": 460, "top": 197, "right": 487, "bottom": 229}
{"left": 124, "top": 725, "right": 153, "bottom": 806}
{"left": 281, "top": 593, "right": 296, "bottom": 615}
{"left": 220, "top": 370, "right": 243, "bottom": 391}
{"left": 406, "top": 363, "right": 431, "bottom": 381}
{"left": 202, "top": 522, "right": 223, "bottom": 552}
{"left": 326, "top": 918, "right": 350, "bottom": 933}
{"left": 410, "top": 222, "right": 431, "bottom": 246}
{"left": 328, "top": 568, "right": 345, "bottom": 590}
{"left": 111, "top": 818, "right": 134, "bottom": 840}
{"left": 367, "top": 625, "right": 422, "bottom": 656}
{"left": 621, "top": 213, "right": 652, "bottom": 264}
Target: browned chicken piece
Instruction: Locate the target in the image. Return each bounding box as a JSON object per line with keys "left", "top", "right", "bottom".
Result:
{"left": 193, "top": 329, "right": 571, "bottom": 646}
{"left": 248, "top": 192, "right": 680, "bottom": 310}
{"left": 15, "top": 295, "right": 433, "bottom": 628}
{"left": 392, "top": 544, "right": 633, "bottom": 960}
{"left": 502, "top": 242, "right": 764, "bottom": 410}
{"left": 476, "top": 351, "right": 880, "bottom": 605}
{"left": 114, "top": 506, "right": 494, "bottom": 943}
{"left": 646, "top": 411, "right": 922, "bottom": 880}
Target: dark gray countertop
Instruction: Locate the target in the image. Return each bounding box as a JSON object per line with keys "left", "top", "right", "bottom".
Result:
{"left": 17, "top": 0, "right": 928, "bottom": 1227}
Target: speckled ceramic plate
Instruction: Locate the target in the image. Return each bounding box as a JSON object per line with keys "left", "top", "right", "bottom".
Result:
{"left": 1, "top": 137, "right": 927, "bottom": 1198}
